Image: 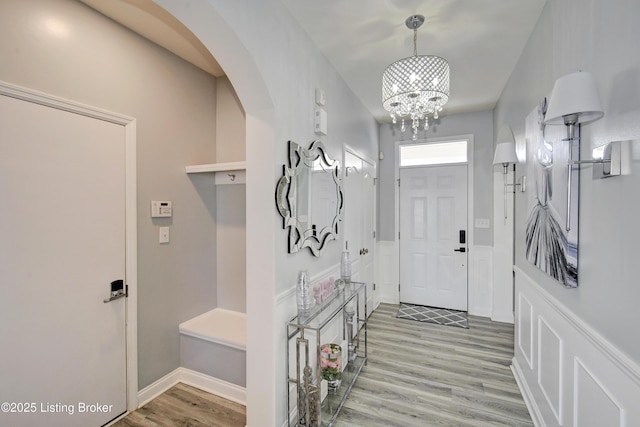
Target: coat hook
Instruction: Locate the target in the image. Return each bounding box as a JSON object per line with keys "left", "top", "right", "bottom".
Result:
{"left": 228, "top": 173, "right": 236, "bottom": 181}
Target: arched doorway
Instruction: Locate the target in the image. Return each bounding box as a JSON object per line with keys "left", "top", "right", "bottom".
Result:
{"left": 153, "top": 2, "right": 278, "bottom": 425}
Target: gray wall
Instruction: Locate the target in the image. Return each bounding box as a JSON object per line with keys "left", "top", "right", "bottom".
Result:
{"left": 495, "top": 0, "right": 640, "bottom": 363}
{"left": 0, "top": 0, "right": 225, "bottom": 389}
{"left": 378, "top": 110, "right": 495, "bottom": 245}
{"left": 158, "top": 1, "right": 379, "bottom": 424}
{"left": 215, "top": 76, "right": 247, "bottom": 313}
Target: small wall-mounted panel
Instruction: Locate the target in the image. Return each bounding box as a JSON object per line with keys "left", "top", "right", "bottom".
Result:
{"left": 151, "top": 200, "right": 172, "bottom": 218}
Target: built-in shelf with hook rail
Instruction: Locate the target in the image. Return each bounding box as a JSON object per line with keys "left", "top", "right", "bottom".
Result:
{"left": 185, "top": 161, "right": 246, "bottom": 185}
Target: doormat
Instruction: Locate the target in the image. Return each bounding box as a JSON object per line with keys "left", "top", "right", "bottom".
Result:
{"left": 396, "top": 303, "right": 469, "bottom": 329}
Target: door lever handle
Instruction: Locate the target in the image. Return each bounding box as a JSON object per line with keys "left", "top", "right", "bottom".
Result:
{"left": 103, "top": 289, "right": 126, "bottom": 303}
{"left": 454, "top": 247, "right": 466, "bottom": 253}
{"left": 104, "top": 280, "right": 127, "bottom": 303}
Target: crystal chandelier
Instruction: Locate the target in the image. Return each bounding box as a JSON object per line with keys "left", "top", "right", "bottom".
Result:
{"left": 382, "top": 15, "right": 450, "bottom": 140}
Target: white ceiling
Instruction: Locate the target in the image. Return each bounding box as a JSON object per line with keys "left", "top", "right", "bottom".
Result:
{"left": 80, "top": 0, "right": 547, "bottom": 124}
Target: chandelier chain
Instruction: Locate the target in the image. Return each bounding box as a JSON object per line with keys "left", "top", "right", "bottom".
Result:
{"left": 413, "top": 29, "right": 417, "bottom": 57}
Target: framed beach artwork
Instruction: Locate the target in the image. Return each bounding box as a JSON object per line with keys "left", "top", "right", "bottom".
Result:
{"left": 524, "top": 99, "right": 580, "bottom": 287}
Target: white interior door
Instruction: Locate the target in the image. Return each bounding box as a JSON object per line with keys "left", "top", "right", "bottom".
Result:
{"left": 0, "top": 94, "right": 127, "bottom": 426}
{"left": 344, "top": 150, "right": 376, "bottom": 316}
{"left": 399, "top": 165, "right": 468, "bottom": 311}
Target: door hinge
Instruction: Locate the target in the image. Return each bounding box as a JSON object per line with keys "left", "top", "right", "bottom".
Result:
{"left": 373, "top": 230, "right": 376, "bottom": 239}
{"left": 398, "top": 283, "right": 401, "bottom": 292}
{"left": 345, "top": 240, "right": 348, "bottom": 250}
{"left": 397, "top": 178, "right": 401, "bottom": 187}
{"left": 398, "top": 231, "right": 400, "bottom": 239}
{"left": 373, "top": 283, "right": 376, "bottom": 291}
{"left": 373, "top": 177, "right": 377, "bottom": 185}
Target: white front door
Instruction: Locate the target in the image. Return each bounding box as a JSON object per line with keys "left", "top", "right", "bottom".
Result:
{"left": 399, "top": 165, "right": 468, "bottom": 311}
{"left": 0, "top": 93, "right": 128, "bottom": 426}
{"left": 344, "top": 150, "right": 377, "bottom": 316}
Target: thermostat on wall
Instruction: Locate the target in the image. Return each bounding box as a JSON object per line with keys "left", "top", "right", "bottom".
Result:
{"left": 151, "top": 200, "right": 172, "bottom": 218}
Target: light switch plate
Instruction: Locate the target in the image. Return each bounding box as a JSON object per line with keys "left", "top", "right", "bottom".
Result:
{"left": 475, "top": 218, "right": 490, "bottom": 228}
{"left": 159, "top": 227, "right": 170, "bottom": 243}
{"left": 314, "top": 108, "right": 327, "bottom": 135}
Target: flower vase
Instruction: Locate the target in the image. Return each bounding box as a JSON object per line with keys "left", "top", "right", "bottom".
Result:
{"left": 320, "top": 343, "right": 342, "bottom": 393}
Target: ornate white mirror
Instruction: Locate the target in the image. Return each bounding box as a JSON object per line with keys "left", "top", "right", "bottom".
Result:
{"left": 275, "top": 140, "right": 343, "bottom": 256}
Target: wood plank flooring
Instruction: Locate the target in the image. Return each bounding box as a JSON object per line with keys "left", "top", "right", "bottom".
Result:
{"left": 110, "top": 382, "right": 245, "bottom": 427}
{"left": 334, "top": 303, "right": 532, "bottom": 427}
{"left": 112, "top": 303, "right": 531, "bottom": 426}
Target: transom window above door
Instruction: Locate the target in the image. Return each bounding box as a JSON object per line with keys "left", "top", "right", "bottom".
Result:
{"left": 399, "top": 140, "right": 468, "bottom": 166}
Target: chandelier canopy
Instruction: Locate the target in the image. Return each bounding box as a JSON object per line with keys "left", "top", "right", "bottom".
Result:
{"left": 382, "top": 15, "right": 450, "bottom": 139}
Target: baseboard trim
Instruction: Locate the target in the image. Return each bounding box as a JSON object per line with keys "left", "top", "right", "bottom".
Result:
{"left": 491, "top": 310, "right": 515, "bottom": 324}
{"left": 511, "top": 357, "right": 544, "bottom": 427}
{"left": 137, "top": 369, "right": 182, "bottom": 407}
{"left": 137, "top": 367, "right": 246, "bottom": 409}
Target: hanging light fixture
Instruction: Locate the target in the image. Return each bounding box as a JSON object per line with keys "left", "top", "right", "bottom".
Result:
{"left": 382, "top": 15, "right": 450, "bottom": 140}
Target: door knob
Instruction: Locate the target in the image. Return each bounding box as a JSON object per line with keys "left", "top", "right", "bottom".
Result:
{"left": 454, "top": 247, "right": 466, "bottom": 253}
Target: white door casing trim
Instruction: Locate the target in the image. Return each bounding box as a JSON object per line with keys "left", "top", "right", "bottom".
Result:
{"left": 343, "top": 144, "right": 378, "bottom": 310}
{"left": 0, "top": 81, "right": 139, "bottom": 412}
{"left": 394, "top": 135, "right": 475, "bottom": 307}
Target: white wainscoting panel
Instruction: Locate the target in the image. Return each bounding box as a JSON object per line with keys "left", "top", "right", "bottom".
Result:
{"left": 574, "top": 358, "right": 623, "bottom": 427}
{"left": 538, "top": 317, "right": 563, "bottom": 424}
{"left": 376, "top": 241, "right": 399, "bottom": 304}
{"left": 468, "top": 245, "right": 492, "bottom": 317}
{"left": 518, "top": 294, "right": 534, "bottom": 370}
{"left": 512, "top": 267, "right": 640, "bottom": 427}
{"left": 492, "top": 169, "right": 515, "bottom": 324}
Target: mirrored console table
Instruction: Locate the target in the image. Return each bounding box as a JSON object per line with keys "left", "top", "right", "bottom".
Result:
{"left": 286, "top": 282, "right": 368, "bottom": 427}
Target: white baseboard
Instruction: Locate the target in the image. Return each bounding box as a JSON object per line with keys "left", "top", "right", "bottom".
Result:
{"left": 491, "top": 310, "right": 515, "bottom": 324}
{"left": 137, "top": 367, "right": 246, "bottom": 409}
{"left": 511, "top": 357, "right": 544, "bottom": 427}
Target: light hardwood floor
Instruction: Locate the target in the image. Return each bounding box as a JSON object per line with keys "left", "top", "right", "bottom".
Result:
{"left": 111, "top": 382, "right": 246, "bottom": 427}
{"left": 335, "top": 303, "right": 532, "bottom": 426}
{"left": 114, "top": 303, "right": 531, "bottom": 426}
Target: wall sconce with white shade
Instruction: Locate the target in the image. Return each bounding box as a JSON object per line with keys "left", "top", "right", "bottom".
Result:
{"left": 543, "top": 70, "right": 619, "bottom": 231}
{"left": 493, "top": 142, "right": 524, "bottom": 219}
{"left": 543, "top": 71, "right": 604, "bottom": 141}
{"left": 493, "top": 142, "right": 519, "bottom": 174}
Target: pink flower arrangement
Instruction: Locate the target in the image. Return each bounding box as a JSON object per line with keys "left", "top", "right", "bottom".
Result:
{"left": 320, "top": 343, "right": 342, "bottom": 382}
{"left": 313, "top": 277, "right": 336, "bottom": 304}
